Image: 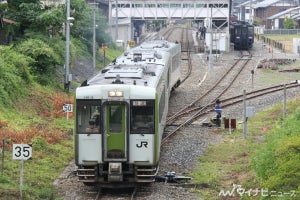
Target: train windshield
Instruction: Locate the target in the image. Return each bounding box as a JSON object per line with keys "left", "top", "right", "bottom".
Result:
{"left": 130, "top": 100, "right": 155, "bottom": 134}
{"left": 76, "top": 100, "right": 101, "bottom": 134}
{"left": 234, "top": 26, "right": 241, "bottom": 35}
{"left": 241, "top": 26, "right": 247, "bottom": 35}
{"left": 248, "top": 27, "right": 254, "bottom": 36}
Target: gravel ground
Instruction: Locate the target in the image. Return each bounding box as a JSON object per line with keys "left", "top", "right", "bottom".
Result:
{"left": 54, "top": 31, "right": 300, "bottom": 199}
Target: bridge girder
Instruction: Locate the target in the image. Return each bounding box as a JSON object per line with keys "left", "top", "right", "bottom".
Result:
{"left": 108, "top": 0, "right": 230, "bottom": 28}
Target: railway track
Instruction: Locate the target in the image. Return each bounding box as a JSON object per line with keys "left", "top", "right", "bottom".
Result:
{"left": 162, "top": 81, "right": 300, "bottom": 144}
{"left": 180, "top": 27, "right": 193, "bottom": 85}
{"left": 56, "top": 20, "right": 300, "bottom": 200}
{"left": 161, "top": 26, "right": 179, "bottom": 40}
{"left": 166, "top": 51, "right": 252, "bottom": 125}
{"left": 162, "top": 50, "right": 254, "bottom": 143}
{"left": 217, "top": 81, "right": 300, "bottom": 111}
{"left": 68, "top": 25, "right": 194, "bottom": 200}
{"left": 142, "top": 26, "right": 193, "bottom": 86}
{"left": 81, "top": 186, "right": 143, "bottom": 200}
{"left": 163, "top": 26, "right": 193, "bottom": 86}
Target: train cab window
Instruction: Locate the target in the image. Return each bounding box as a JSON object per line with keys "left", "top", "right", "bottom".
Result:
{"left": 76, "top": 100, "right": 101, "bottom": 134}
{"left": 133, "top": 53, "right": 142, "bottom": 62}
{"left": 108, "top": 105, "right": 123, "bottom": 132}
{"left": 248, "top": 27, "right": 254, "bottom": 35}
{"left": 130, "top": 100, "right": 155, "bottom": 134}
{"left": 234, "top": 27, "right": 240, "bottom": 36}
{"left": 241, "top": 26, "right": 247, "bottom": 35}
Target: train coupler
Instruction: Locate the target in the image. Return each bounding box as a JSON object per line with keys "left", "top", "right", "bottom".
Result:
{"left": 108, "top": 162, "right": 123, "bottom": 182}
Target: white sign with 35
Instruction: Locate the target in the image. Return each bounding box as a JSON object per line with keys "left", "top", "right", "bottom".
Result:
{"left": 12, "top": 144, "right": 32, "bottom": 160}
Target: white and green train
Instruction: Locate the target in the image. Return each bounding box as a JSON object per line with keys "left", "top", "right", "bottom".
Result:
{"left": 75, "top": 40, "right": 181, "bottom": 187}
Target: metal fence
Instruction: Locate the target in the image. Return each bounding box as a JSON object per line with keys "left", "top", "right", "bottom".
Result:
{"left": 253, "top": 28, "right": 300, "bottom": 52}
{"left": 263, "top": 29, "right": 300, "bottom": 35}
{"left": 255, "top": 34, "right": 287, "bottom": 52}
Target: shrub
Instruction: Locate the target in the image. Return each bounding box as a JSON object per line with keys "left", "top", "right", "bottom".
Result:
{"left": 0, "top": 46, "right": 33, "bottom": 106}
{"left": 16, "top": 39, "right": 61, "bottom": 85}
{"left": 252, "top": 109, "right": 300, "bottom": 195}
{"left": 265, "top": 136, "right": 300, "bottom": 190}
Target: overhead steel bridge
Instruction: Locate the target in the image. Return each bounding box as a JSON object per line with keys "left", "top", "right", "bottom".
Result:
{"left": 90, "top": 0, "right": 230, "bottom": 27}
{"left": 89, "top": 0, "right": 231, "bottom": 51}
{"left": 108, "top": 0, "right": 230, "bottom": 21}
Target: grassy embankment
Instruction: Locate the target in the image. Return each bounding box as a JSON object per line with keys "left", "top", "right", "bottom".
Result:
{"left": 192, "top": 96, "right": 300, "bottom": 199}
{"left": 191, "top": 35, "right": 300, "bottom": 199}
{"left": 0, "top": 47, "right": 121, "bottom": 199}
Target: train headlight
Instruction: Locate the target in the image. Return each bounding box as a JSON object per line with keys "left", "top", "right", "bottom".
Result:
{"left": 108, "top": 90, "right": 123, "bottom": 97}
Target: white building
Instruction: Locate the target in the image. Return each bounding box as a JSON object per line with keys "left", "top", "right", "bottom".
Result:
{"left": 234, "top": 0, "right": 261, "bottom": 23}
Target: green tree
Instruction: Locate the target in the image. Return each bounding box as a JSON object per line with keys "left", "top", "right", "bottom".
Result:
{"left": 70, "top": 0, "right": 111, "bottom": 48}
{"left": 283, "top": 17, "right": 297, "bottom": 29}
{"left": 252, "top": 109, "right": 300, "bottom": 196}
{"left": 7, "top": 0, "right": 41, "bottom": 10}
{"left": 0, "top": 1, "right": 7, "bottom": 14}
{"left": 0, "top": 46, "right": 33, "bottom": 106}
{"left": 0, "top": 3, "right": 19, "bottom": 42}
{"left": 35, "top": 5, "right": 65, "bottom": 36}
{"left": 2, "top": 0, "right": 112, "bottom": 86}
{"left": 16, "top": 39, "right": 61, "bottom": 85}
{"left": 253, "top": 18, "right": 261, "bottom": 26}
{"left": 6, "top": 2, "right": 42, "bottom": 35}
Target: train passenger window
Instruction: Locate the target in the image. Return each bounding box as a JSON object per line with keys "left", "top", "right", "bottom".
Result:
{"left": 130, "top": 100, "right": 155, "bottom": 134}
{"left": 76, "top": 100, "right": 101, "bottom": 134}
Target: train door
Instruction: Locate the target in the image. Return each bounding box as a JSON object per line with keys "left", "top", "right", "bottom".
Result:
{"left": 103, "top": 102, "right": 127, "bottom": 161}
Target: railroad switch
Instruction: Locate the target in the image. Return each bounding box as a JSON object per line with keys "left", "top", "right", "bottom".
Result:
{"left": 155, "top": 171, "right": 192, "bottom": 183}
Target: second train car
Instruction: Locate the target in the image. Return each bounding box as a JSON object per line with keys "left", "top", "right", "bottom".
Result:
{"left": 75, "top": 40, "right": 181, "bottom": 187}
{"left": 230, "top": 21, "right": 254, "bottom": 50}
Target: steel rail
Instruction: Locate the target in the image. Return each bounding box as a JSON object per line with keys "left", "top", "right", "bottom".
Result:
{"left": 162, "top": 82, "right": 300, "bottom": 144}
{"left": 167, "top": 52, "right": 252, "bottom": 124}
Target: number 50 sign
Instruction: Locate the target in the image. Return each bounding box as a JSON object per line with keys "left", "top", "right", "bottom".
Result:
{"left": 63, "top": 104, "right": 73, "bottom": 113}
{"left": 13, "top": 144, "right": 32, "bottom": 160}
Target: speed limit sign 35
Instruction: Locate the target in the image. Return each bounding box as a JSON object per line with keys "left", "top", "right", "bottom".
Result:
{"left": 13, "top": 144, "right": 32, "bottom": 160}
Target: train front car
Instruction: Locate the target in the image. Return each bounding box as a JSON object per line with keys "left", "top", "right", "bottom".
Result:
{"left": 75, "top": 40, "right": 181, "bottom": 188}
{"left": 231, "top": 21, "right": 254, "bottom": 50}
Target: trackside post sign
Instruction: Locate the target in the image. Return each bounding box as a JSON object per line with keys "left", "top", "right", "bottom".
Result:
{"left": 63, "top": 104, "right": 73, "bottom": 112}
{"left": 12, "top": 144, "right": 32, "bottom": 199}
{"left": 63, "top": 104, "right": 73, "bottom": 120}
{"left": 12, "top": 144, "right": 32, "bottom": 160}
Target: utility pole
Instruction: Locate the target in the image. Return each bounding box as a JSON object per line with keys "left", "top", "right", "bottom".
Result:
{"left": 283, "top": 84, "right": 286, "bottom": 118}
{"left": 209, "top": 5, "right": 213, "bottom": 72}
{"left": 89, "top": 1, "right": 98, "bottom": 69}
{"left": 115, "top": 0, "right": 119, "bottom": 40}
{"left": 243, "top": 89, "right": 247, "bottom": 139}
{"left": 249, "top": 0, "right": 253, "bottom": 24}
{"left": 93, "top": 1, "right": 96, "bottom": 69}
{"left": 65, "top": 0, "right": 70, "bottom": 92}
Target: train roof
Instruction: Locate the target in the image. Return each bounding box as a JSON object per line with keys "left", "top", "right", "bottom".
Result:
{"left": 230, "top": 20, "right": 254, "bottom": 27}
{"left": 85, "top": 40, "right": 180, "bottom": 89}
